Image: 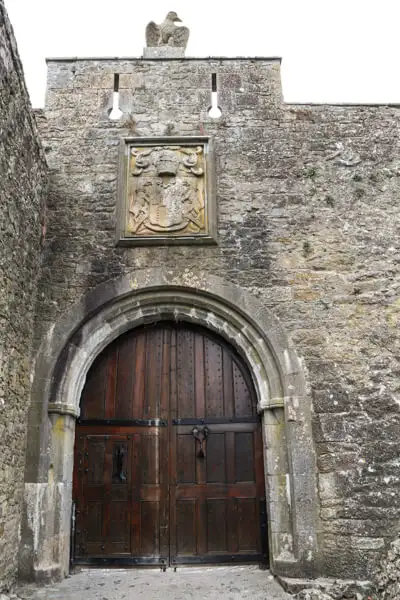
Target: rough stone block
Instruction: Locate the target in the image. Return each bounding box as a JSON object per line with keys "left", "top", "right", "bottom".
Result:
{"left": 143, "top": 47, "right": 185, "bottom": 59}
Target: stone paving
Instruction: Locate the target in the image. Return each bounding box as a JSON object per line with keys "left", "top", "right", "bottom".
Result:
{"left": 15, "top": 566, "right": 291, "bottom": 600}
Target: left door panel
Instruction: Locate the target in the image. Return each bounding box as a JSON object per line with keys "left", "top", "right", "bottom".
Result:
{"left": 73, "top": 427, "right": 168, "bottom": 566}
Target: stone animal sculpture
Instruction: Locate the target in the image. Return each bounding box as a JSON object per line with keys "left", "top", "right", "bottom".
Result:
{"left": 145, "top": 11, "right": 189, "bottom": 49}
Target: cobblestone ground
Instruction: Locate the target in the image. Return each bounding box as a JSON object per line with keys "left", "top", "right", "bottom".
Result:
{"left": 15, "top": 566, "right": 291, "bottom": 600}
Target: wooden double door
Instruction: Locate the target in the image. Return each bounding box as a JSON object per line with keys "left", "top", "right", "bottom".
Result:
{"left": 73, "top": 323, "right": 267, "bottom": 567}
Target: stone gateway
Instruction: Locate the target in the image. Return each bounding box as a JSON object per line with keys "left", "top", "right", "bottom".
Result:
{"left": 1, "top": 3, "right": 400, "bottom": 599}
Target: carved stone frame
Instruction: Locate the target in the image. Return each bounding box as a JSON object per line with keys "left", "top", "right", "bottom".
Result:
{"left": 20, "top": 269, "right": 320, "bottom": 583}
{"left": 116, "top": 136, "right": 217, "bottom": 246}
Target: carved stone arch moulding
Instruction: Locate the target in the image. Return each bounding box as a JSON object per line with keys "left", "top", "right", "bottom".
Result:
{"left": 20, "top": 269, "right": 319, "bottom": 582}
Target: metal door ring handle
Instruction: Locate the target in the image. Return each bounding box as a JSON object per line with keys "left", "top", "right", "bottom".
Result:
{"left": 191, "top": 426, "right": 210, "bottom": 458}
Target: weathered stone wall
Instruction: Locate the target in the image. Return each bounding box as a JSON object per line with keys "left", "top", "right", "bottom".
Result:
{"left": 33, "top": 56, "right": 400, "bottom": 582}
{"left": 0, "top": 0, "right": 47, "bottom": 590}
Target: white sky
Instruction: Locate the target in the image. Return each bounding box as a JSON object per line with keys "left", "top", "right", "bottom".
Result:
{"left": 5, "top": 0, "right": 400, "bottom": 108}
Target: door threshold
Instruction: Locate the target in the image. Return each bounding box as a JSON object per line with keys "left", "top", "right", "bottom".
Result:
{"left": 72, "top": 555, "right": 268, "bottom": 570}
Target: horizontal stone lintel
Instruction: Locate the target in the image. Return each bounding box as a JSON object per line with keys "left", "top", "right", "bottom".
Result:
{"left": 143, "top": 47, "right": 185, "bottom": 59}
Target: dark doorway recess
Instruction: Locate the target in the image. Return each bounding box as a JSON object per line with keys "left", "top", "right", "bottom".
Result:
{"left": 72, "top": 322, "right": 268, "bottom": 567}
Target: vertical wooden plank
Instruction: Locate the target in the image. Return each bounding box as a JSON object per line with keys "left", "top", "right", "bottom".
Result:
{"left": 151, "top": 431, "right": 161, "bottom": 559}
{"left": 177, "top": 434, "right": 196, "bottom": 483}
{"left": 140, "top": 501, "right": 160, "bottom": 556}
{"left": 155, "top": 328, "right": 164, "bottom": 417}
{"left": 87, "top": 439, "right": 106, "bottom": 484}
{"left": 169, "top": 326, "right": 178, "bottom": 562}
{"left": 105, "top": 349, "right": 117, "bottom": 419}
{"left": 144, "top": 330, "right": 150, "bottom": 419}
{"left": 194, "top": 331, "right": 206, "bottom": 419}
{"left": 115, "top": 334, "right": 136, "bottom": 419}
{"left": 108, "top": 501, "right": 130, "bottom": 552}
{"left": 85, "top": 502, "right": 103, "bottom": 550}
{"left": 133, "top": 330, "right": 146, "bottom": 419}
{"left": 103, "top": 437, "right": 113, "bottom": 552}
{"left": 235, "top": 432, "right": 255, "bottom": 482}
{"left": 206, "top": 500, "right": 227, "bottom": 552}
{"left": 136, "top": 427, "right": 163, "bottom": 559}
{"left": 177, "top": 328, "right": 195, "bottom": 418}
{"left": 206, "top": 433, "right": 226, "bottom": 483}
{"left": 225, "top": 429, "right": 238, "bottom": 553}
{"left": 80, "top": 352, "right": 108, "bottom": 419}
{"left": 205, "top": 337, "right": 223, "bottom": 417}
{"left": 141, "top": 434, "right": 159, "bottom": 484}
{"left": 169, "top": 445, "right": 177, "bottom": 562}
{"left": 145, "top": 329, "right": 162, "bottom": 418}
{"left": 159, "top": 426, "right": 169, "bottom": 562}
{"left": 159, "top": 327, "right": 170, "bottom": 561}
{"left": 169, "top": 327, "right": 178, "bottom": 417}
{"left": 130, "top": 433, "right": 141, "bottom": 557}
{"left": 196, "top": 498, "right": 207, "bottom": 557}
{"left": 225, "top": 431, "right": 235, "bottom": 484}
{"left": 227, "top": 499, "right": 239, "bottom": 554}
{"left": 222, "top": 348, "right": 234, "bottom": 418}
{"left": 233, "top": 360, "right": 253, "bottom": 417}
{"left": 160, "top": 326, "right": 170, "bottom": 420}
{"left": 176, "top": 500, "right": 196, "bottom": 555}
{"left": 237, "top": 498, "right": 258, "bottom": 552}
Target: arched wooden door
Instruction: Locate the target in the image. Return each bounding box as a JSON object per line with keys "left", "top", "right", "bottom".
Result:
{"left": 72, "top": 323, "right": 268, "bottom": 567}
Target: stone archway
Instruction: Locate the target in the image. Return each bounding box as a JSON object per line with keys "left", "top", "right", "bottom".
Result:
{"left": 20, "top": 269, "right": 319, "bottom": 582}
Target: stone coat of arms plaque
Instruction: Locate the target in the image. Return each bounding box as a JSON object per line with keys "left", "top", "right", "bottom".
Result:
{"left": 117, "top": 137, "right": 216, "bottom": 245}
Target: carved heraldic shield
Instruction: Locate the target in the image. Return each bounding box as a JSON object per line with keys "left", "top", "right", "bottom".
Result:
{"left": 118, "top": 138, "right": 216, "bottom": 245}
